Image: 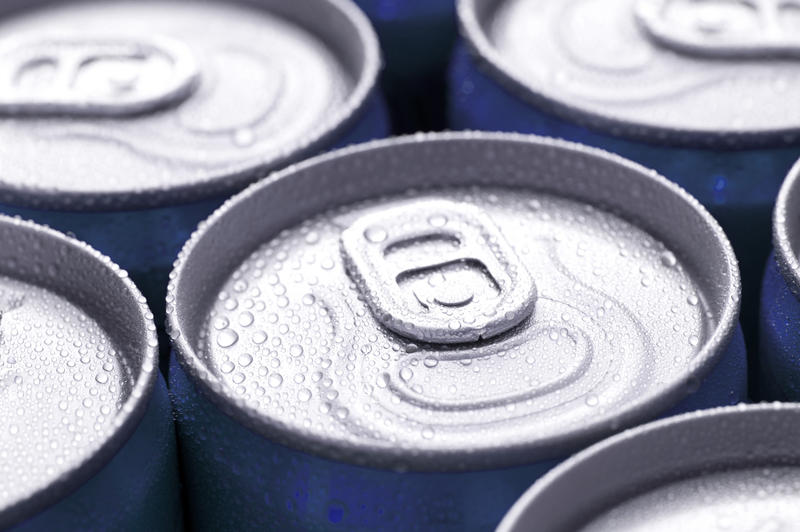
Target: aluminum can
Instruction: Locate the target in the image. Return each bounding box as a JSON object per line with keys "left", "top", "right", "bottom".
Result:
{"left": 760, "top": 158, "right": 800, "bottom": 400}
{"left": 168, "top": 132, "right": 746, "bottom": 531}
{"left": 0, "top": 0, "right": 388, "bottom": 370}
{"left": 355, "top": 0, "right": 457, "bottom": 131}
{"left": 498, "top": 403, "right": 800, "bottom": 532}
{"left": 0, "top": 215, "right": 180, "bottom": 531}
{"left": 449, "top": 0, "right": 800, "bottom": 380}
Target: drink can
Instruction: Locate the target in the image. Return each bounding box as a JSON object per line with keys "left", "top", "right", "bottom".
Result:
{"left": 449, "top": 0, "right": 800, "bottom": 379}
{"left": 0, "top": 0, "right": 388, "bottom": 370}
{"left": 355, "top": 0, "right": 457, "bottom": 131}
{"left": 0, "top": 215, "right": 180, "bottom": 530}
{"left": 168, "top": 132, "right": 746, "bottom": 531}
{"left": 760, "top": 158, "right": 800, "bottom": 400}
{"left": 498, "top": 404, "right": 798, "bottom": 531}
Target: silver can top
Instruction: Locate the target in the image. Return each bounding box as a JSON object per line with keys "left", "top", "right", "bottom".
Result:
{"left": 773, "top": 157, "right": 800, "bottom": 296}
{"left": 460, "top": 0, "right": 800, "bottom": 147}
{"left": 0, "top": 0, "right": 379, "bottom": 210}
{"left": 169, "top": 132, "right": 740, "bottom": 471}
{"left": 498, "top": 404, "right": 800, "bottom": 532}
{"left": 0, "top": 216, "right": 158, "bottom": 528}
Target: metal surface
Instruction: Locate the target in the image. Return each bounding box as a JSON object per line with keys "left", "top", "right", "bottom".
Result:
{"left": 0, "top": 215, "right": 162, "bottom": 529}
{"left": 340, "top": 200, "right": 537, "bottom": 343}
{"left": 760, "top": 157, "right": 800, "bottom": 400}
{"left": 773, "top": 159, "right": 800, "bottom": 299}
{"left": 498, "top": 404, "right": 800, "bottom": 532}
{"left": 169, "top": 132, "right": 742, "bottom": 471}
{"left": 458, "top": 0, "right": 800, "bottom": 147}
{"left": 0, "top": 0, "right": 382, "bottom": 210}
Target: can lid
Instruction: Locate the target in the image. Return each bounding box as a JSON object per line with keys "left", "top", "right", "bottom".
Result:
{"left": 774, "top": 157, "right": 800, "bottom": 296}
{"left": 0, "top": 0, "right": 380, "bottom": 211}
{"left": 0, "top": 215, "right": 158, "bottom": 529}
{"left": 497, "top": 404, "right": 800, "bottom": 532}
{"left": 460, "top": 0, "right": 800, "bottom": 148}
{"left": 169, "top": 132, "right": 740, "bottom": 472}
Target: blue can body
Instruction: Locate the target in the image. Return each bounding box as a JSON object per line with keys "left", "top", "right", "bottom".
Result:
{"left": 355, "top": 0, "right": 456, "bottom": 131}
{"left": 448, "top": 44, "right": 800, "bottom": 388}
{"left": 0, "top": 94, "right": 389, "bottom": 373}
{"left": 13, "top": 374, "right": 181, "bottom": 532}
{"left": 169, "top": 324, "right": 746, "bottom": 532}
{"left": 759, "top": 254, "right": 800, "bottom": 401}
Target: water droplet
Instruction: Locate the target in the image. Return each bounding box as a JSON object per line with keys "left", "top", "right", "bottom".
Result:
{"left": 298, "top": 389, "right": 312, "bottom": 402}
{"left": 423, "top": 357, "right": 438, "bottom": 368}
{"left": 364, "top": 226, "right": 387, "bottom": 243}
{"left": 217, "top": 329, "right": 239, "bottom": 348}
{"left": 268, "top": 373, "right": 283, "bottom": 388}
{"left": 687, "top": 294, "right": 699, "bottom": 306}
{"left": 290, "top": 344, "right": 304, "bottom": 357}
{"left": 427, "top": 214, "right": 447, "bottom": 227}
{"left": 238, "top": 311, "right": 254, "bottom": 327}
{"left": 220, "top": 361, "right": 235, "bottom": 374}
{"left": 238, "top": 353, "right": 253, "bottom": 367}
{"left": 421, "top": 426, "right": 435, "bottom": 439}
{"left": 400, "top": 368, "right": 413, "bottom": 381}
{"left": 660, "top": 251, "right": 677, "bottom": 268}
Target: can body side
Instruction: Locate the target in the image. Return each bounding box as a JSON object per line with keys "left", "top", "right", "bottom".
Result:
{"left": 0, "top": 92, "right": 389, "bottom": 373}
{"left": 759, "top": 252, "right": 800, "bottom": 401}
{"left": 448, "top": 43, "right": 798, "bottom": 391}
{"left": 356, "top": 0, "right": 456, "bottom": 132}
{"left": 168, "top": 323, "right": 745, "bottom": 532}
{"left": 11, "top": 374, "right": 181, "bottom": 532}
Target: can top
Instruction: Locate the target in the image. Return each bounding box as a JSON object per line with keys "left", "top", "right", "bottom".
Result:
{"left": 774, "top": 158, "right": 800, "bottom": 296}
{"left": 0, "top": 215, "right": 158, "bottom": 529}
{"left": 460, "top": 0, "right": 800, "bottom": 148}
{"left": 0, "top": 0, "right": 380, "bottom": 210}
{"left": 169, "top": 132, "right": 740, "bottom": 472}
{"left": 497, "top": 403, "right": 800, "bottom": 532}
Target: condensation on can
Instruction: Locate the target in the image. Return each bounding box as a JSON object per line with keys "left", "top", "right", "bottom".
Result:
{"left": 760, "top": 157, "right": 800, "bottom": 401}
{"left": 0, "top": 215, "right": 180, "bottom": 531}
{"left": 168, "top": 132, "right": 746, "bottom": 531}
{"left": 0, "top": 0, "right": 389, "bottom": 372}
{"left": 497, "top": 403, "right": 800, "bottom": 532}
{"left": 450, "top": 0, "right": 800, "bottom": 389}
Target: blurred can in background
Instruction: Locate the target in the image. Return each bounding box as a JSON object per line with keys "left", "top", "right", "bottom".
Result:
{"left": 0, "top": 216, "right": 179, "bottom": 531}
{"left": 449, "top": 0, "right": 800, "bottom": 384}
{"left": 0, "top": 0, "right": 388, "bottom": 370}
{"left": 168, "top": 133, "right": 745, "bottom": 531}
{"left": 498, "top": 404, "right": 800, "bottom": 532}
{"left": 356, "top": 0, "right": 456, "bottom": 131}
{"left": 760, "top": 158, "right": 800, "bottom": 401}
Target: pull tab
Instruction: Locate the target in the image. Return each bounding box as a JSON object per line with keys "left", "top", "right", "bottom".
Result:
{"left": 341, "top": 200, "right": 536, "bottom": 344}
{"left": 635, "top": 0, "right": 800, "bottom": 58}
{"left": 0, "top": 35, "right": 200, "bottom": 117}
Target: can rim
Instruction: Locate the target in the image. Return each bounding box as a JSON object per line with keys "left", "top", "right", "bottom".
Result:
{"left": 496, "top": 403, "right": 800, "bottom": 531}
{"left": 458, "top": 0, "right": 800, "bottom": 150}
{"left": 774, "top": 158, "right": 800, "bottom": 297}
{"left": 168, "top": 131, "right": 741, "bottom": 472}
{"left": 0, "top": 0, "right": 382, "bottom": 212}
{"left": 0, "top": 215, "right": 159, "bottom": 529}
